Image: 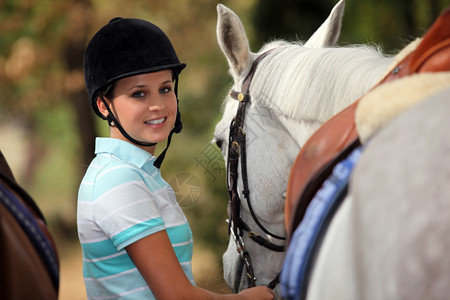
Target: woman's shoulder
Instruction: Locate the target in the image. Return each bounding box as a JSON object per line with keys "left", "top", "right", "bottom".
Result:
{"left": 90, "top": 154, "right": 147, "bottom": 184}
{"left": 88, "top": 157, "right": 150, "bottom": 202}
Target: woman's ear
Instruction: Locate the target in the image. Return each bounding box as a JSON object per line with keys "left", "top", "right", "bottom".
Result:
{"left": 96, "top": 96, "right": 110, "bottom": 119}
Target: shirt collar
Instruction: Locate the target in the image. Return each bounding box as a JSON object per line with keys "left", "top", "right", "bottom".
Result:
{"left": 95, "top": 138, "right": 157, "bottom": 171}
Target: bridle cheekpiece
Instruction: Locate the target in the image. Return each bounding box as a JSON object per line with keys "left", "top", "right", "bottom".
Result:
{"left": 226, "top": 49, "right": 285, "bottom": 289}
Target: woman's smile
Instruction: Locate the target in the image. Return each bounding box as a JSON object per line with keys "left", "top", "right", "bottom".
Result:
{"left": 144, "top": 117, "right": 166, "bottom": 128}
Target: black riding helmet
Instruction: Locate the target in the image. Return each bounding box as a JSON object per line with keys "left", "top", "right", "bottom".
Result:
{"left": 83, "top": 17, "right": 186, "bottom": 168}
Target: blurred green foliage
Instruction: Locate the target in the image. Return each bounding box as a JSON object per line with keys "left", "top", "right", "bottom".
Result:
{"left": 1, "top": 0, "right": 449, "bottom": 290}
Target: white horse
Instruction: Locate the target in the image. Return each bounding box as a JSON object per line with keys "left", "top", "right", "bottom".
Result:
{"left": 213, "top": 0, "right": 395, "bottom": 296}
{"left": 214, "top": 0, "right": 450, "bottom": 298}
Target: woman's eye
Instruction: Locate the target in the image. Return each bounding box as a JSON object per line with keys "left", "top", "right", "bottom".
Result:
{"left": 160, "top": 87, "right": 172, "bottom": 94}
{"left": 132, "top": 91, "right": 146, "bottom": 98}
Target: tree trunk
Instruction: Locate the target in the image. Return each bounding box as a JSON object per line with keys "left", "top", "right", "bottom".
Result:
{"left": 70, "top": 90, "right": 96, "bottom": 171}
{"left": 62, "top": 0, "right": 97, "bottom": 185}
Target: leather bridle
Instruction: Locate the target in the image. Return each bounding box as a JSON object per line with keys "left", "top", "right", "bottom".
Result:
{"left": 226, "top": 49, "right": 285, "bottom": 289}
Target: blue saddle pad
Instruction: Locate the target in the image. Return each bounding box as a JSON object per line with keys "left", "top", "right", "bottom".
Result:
{"left": 281, "top": 146, "right": 362, "bottom": 300}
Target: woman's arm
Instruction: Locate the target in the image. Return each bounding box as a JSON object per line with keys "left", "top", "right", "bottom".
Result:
{"left": 126, "top": 230, "right": 274, "bottom": 300}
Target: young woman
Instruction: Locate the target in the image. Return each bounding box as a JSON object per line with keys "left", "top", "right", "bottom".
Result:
{"left": 77, "top": 17, "right": 274, "bottom": 300}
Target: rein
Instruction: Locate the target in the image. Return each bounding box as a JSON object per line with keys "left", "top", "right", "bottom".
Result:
{"left": 226, "top": 49, "right": 285, "bottom": 289}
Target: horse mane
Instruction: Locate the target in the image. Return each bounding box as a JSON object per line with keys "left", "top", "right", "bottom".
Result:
{"left": 250, "top": 40, "right": 394, "bottom": 123}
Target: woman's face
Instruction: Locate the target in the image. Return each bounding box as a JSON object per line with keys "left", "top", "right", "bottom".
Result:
{"left": 104, "top": 70, "right": 177, "bottom": 153}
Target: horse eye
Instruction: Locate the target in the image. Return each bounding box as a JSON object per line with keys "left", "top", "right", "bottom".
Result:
{"left": 215, "top": 140, "right": 223, "bottom": 149}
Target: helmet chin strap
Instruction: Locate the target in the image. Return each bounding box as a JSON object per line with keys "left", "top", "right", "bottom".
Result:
{"left": 154, "top": 78, "right": 183, "bottom": 169}
{"left": 99, "top": 94, "right": 176, "bottom": 169}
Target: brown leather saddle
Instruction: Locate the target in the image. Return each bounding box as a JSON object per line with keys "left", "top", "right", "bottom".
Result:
{"left": 0, "top": 150, "right": 59, "bottom": 299}
{"left": 285, "top": 7, "right": 450, "bottom": 236}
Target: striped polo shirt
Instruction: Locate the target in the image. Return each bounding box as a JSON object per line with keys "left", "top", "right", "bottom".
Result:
{"left": 77, "top": 138, "right": 195, "bottom": 299}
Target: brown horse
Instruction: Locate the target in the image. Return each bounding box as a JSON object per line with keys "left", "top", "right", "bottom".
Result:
{"left": 0, "top": 150, "right": 59, "bottom": 299}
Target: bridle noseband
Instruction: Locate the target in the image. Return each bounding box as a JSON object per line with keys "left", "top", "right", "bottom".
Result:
{"left": 226, "top": 49, "right": 285, "bottom": 289}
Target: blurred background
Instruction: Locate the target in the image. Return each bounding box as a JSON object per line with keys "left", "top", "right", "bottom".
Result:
{"left": 1, "top": 0, "right": 448, "bottom": 298}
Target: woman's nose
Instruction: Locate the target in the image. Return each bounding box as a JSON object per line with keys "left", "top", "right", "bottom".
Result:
{"left": 148, "top": 95, "right": 165, "bottom": 111}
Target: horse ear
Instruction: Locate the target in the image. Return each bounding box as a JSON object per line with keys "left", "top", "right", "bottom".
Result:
{"left": 304, "top": 0, "right": 345, "bottom": 48}
{"left": 216, "top": 4, "right": 251, "bottom": 76}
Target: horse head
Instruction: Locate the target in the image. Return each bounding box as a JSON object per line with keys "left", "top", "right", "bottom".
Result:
{"left": 214, "top": 0, "right": 391, "bottom": 296}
